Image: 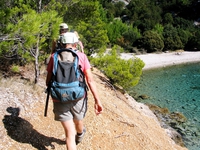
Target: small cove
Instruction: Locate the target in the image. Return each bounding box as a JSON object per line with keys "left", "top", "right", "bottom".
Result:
{"left": 129, "top": 62, "right": 200, "bottom": 150}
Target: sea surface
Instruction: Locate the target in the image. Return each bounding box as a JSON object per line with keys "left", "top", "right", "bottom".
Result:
{"left": 129, "top": 62, "right": 200, "bottom": 150}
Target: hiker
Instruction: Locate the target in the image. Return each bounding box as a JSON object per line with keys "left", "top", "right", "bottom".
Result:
{"left": 46, "top": 32, "right": 103, "bottom": 150}
{"left": 74, "top": 31, "right": 84, "bottom": 53}
{"left": 51, "top": 23, "right": 69, "bottom": 54}
{"left": 45, "top": 23, "right": 69, "bottom": 67}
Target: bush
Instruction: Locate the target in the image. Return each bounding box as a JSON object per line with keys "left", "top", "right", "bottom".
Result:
{"left": 119, "top": 26, "right": 141, "bottom": 48}
{"left": 106, "top": 19, "right": 128, "bottom": 44}
{"left": 186, "top": 29, "right": 200, "bottom": 51}
{"left": 138, "top": 30, "right": 164, "bottom": 53}
{"left": 90, "top": 46, "right": 145, "bottom": 90}
{"left": 11, "top": 65, "right": 20, "bottom": 73}
{"left": 163, "top": 24, "right": 184, "bottom": 50}
{"left": 177, "top": 28, "right": 190, "bottom": 46}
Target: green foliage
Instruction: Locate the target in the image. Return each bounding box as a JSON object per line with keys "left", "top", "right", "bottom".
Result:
{"left": 113, "top": 2, "right": 125, "bottom": 17}
{"left": 101, "top": 2, "right": 115, "bottom": 22}
{"left": 126, "top": 0, "right": 162, "bottom": 31}
{"left": 64, "top": 0, "right": 98, "bottom": 25}
{"left": 99, "top": 1, "right": 125, "bottom": 20}
{"left": 121, "top": 26, "right": 141, "bottom": 48}
{"left": 106, "top": 19, "right": 141, "bottom": 48}
{"left": 0, "top": 1, "right": 63, "bottom": 60}
{"left": 139, "top": 30, "right": 164, "bottom": 53}
{"left": 66, "top": 1, "right": 109, "bottom": 53}
{"left": 177, "top": 28, "right": 190, "bottom": 46}
{"left": 0, "top": 2, "right": 63, "bottom": 83}
{"left": 106, "top": 19, "right": 128, "bottom": 43}
{"left": 173, "top": 17, "right": 194, "bottom": 29}
{"left": 0, "top": 41, "right": 15, "bottom": 55}
{"left": 186, "top": 30, "right": 200, "bottom": 50}
{"left": 111, "top": 25, "right": 142, "bottom": 52}
{"left": 0, "top": 0, "right": 200, "bottom": 84}
{"left": 2, "top": 0, "right": 197, "bottom": 54}
{"left": 99, "top": 3, "right": 108, "bottom": 23}
{"left": 163, "top": 13, "right": 174, "bottom": 25}
{"left": 163, "top": 24, "right": 184, "bottom": 50}
{"left": 76, "top": 19, "right": 109, "bottom": 54}
{"left": 153, "top": 24, "right": 164, "bottom": 37}
{"left": 90, "top": 46, "right": 144, "bottom": 90}
{"left": 6, "top": 9, "right": 62, "bottom": 61}
{"left": 11, "top": 65, "right": 20, "bottom": 73}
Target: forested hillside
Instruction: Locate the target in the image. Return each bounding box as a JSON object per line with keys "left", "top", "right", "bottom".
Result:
{"left": 1, "top": 0, "right": 200, "bottom": 55}
{"left": 101, "top": 0, "right": 200, "bottom": 52}
{"left": 0, "top": 0, "right": 200, "bottom": 86}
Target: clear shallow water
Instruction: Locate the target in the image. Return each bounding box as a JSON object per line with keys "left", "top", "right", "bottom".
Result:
{"left": 129, "top": 62, "right": 200, "bottom": 150}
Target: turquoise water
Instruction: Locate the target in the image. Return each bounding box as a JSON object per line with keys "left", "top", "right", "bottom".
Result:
{"left": 129, "top": 62, "right": 200, "bottom": 150}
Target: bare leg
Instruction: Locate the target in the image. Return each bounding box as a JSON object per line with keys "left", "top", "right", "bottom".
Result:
{"left": 61, "top": 120, "right": 76, "bottom": 150}
{"left": 73, "top": 119, "right": 84, "bottom": 134}
{"left": 73, "top": 119, "right": 86, "bottom": 144}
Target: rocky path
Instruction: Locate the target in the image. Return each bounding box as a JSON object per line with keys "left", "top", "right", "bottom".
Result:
{"left": 0, "top": 66, "right": 187, "bottom": 150}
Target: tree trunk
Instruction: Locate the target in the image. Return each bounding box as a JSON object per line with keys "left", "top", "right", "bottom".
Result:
{"left": 34, "top": 36, "right": 40, "bottom": 84}
{"left": 35, "top": 52, "right": 40, "bottom": 84}
{"left": 38, "top": 0, "right": 42, "bottom": 13}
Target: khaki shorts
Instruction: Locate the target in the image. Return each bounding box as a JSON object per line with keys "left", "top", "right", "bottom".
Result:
{"left": 53, "top": 98, "right": 87, "bottom": 122}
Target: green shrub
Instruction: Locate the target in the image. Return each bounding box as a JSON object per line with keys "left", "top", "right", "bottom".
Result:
{"left": 106, "top": 19, "right": 128, "bottom": 44}
{"left": 90, "top": 46, "right": 144, "bottom": 90}
{"left": 11, "top": 65, "right": 20, "bottom": 73}
{"left": 177, "top": 28, "right": 190, "bottom": 46}
{"left": 138, "top": 30, "right": 164, "bottom": 53}
{"left": 120, "top": 27, "right": 141, "bottom": 48}
{"left": 163, "top": 24, "right": 184, "bottom": 50}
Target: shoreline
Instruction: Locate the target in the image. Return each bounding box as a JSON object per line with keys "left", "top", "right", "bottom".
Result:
{"left": 120, "top": 51, "right": 200, "bottom": 70}
{"left": 123, "top": 51, "right": 200, "bottom": 149}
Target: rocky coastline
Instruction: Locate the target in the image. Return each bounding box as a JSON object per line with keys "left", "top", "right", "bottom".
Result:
{"left": 123, "top": 51, "right": 200, "bottom": 149}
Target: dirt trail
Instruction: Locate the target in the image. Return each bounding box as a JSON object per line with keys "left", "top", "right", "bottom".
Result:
{"left": 0, "top": 67, "right": 187, "bottom": 150}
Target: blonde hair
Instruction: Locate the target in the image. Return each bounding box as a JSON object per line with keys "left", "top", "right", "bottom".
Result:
{"left": 74, "top": 31, "right": 80, "bottom": 39}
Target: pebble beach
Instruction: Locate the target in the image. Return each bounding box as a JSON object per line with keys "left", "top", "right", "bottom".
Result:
{"left": 120, "top": 51, "right": 200, "bottom": 70}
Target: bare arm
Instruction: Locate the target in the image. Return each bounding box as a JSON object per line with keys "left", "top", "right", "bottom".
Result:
{"left": 84, "top": 68, "right": 103, "bottom": 115}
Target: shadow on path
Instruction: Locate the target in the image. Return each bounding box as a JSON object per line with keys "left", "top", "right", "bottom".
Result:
{"left": 2, "top": 107, "right": 65, "bottom": 150}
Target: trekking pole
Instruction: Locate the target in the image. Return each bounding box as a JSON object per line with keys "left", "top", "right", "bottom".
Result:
{"left": 44, "top": 85, "right": 50, "bottom": 117}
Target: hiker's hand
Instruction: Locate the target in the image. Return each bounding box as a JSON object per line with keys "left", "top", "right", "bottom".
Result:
{"left": 94, "top": 103, "right": 103, "bottom": 115}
